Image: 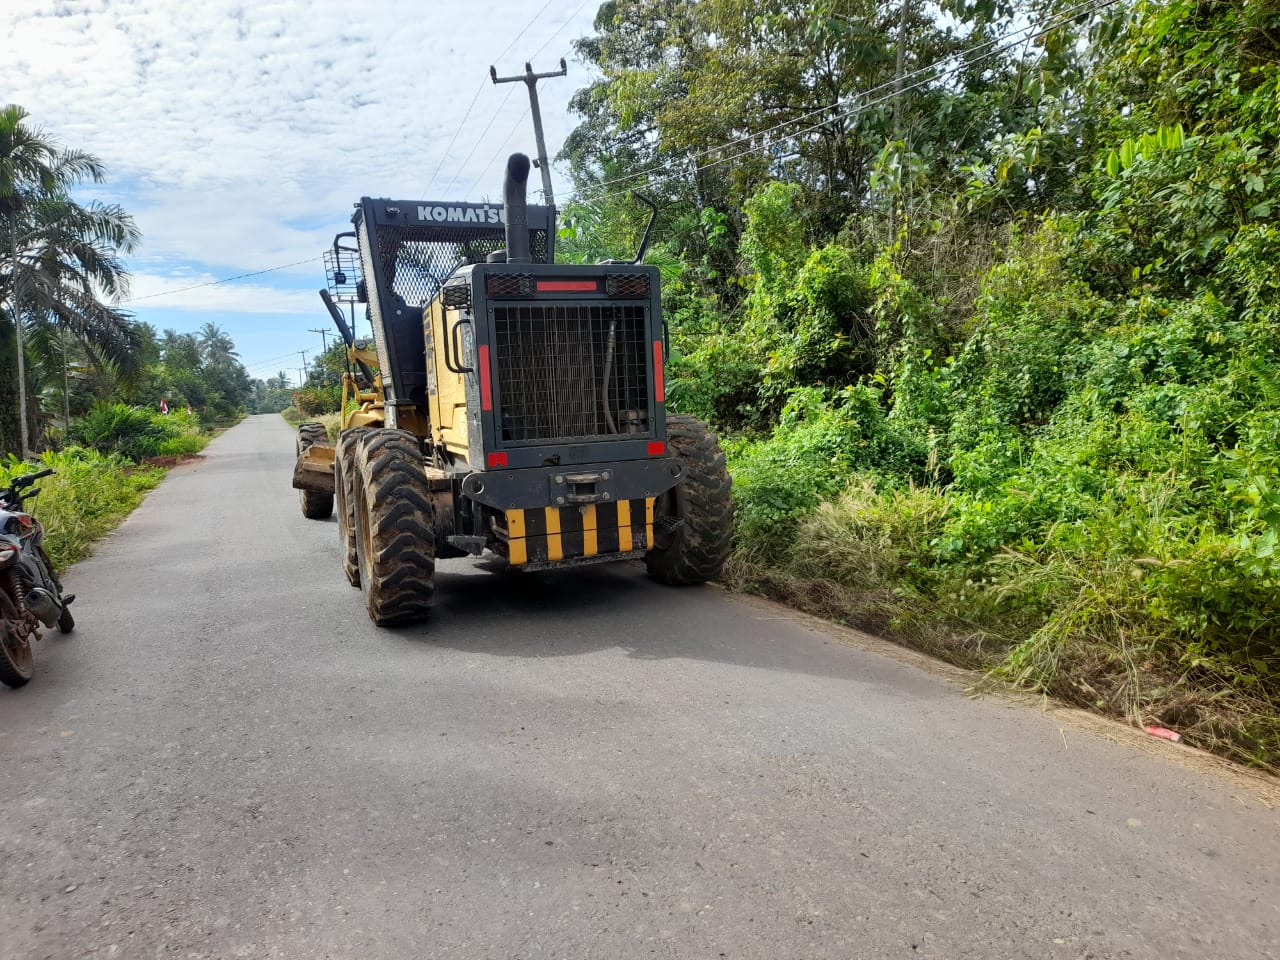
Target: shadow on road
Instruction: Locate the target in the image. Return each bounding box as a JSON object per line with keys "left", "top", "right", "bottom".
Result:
{"left": 373, "top": 558, "right": 910, "bottom": 688}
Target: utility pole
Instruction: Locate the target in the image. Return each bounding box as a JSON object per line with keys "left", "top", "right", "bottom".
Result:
{"left": 309, "top": 327, "right": 335, "bottom": 385}
{"left": 490, "top": 59, "right": 567, "bottom": 207}
{"left": 297, "top": 349, "right": 309, "bottom": 389}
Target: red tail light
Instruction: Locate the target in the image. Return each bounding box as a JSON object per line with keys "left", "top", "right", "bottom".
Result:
{"left": 536, "top": 279, "right": 598, "bottom": 293}
{"left": 486, "top": 452, "right": 508, "bottom": 468}
{"left": 647, "top": 441, "right": 665, "bottom": 456}
{"left": 479, "top": 344, "right": 492, "bottom": 411}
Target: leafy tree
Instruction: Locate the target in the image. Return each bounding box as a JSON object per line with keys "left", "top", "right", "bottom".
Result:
{"left": 0, "top": 104, "right": 143, "bottom": 455}
{"left": 197, "top": 322, "right": 239, "bottom": 366}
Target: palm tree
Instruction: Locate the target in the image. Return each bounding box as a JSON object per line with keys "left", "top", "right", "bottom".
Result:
{"left": 0, "top": 104, "right": 142, "bottom": 456}
{"left": 197, "top": 322, "right": 239, "bottom": 367}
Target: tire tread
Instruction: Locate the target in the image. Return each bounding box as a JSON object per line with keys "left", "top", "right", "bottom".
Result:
{"left": 354, "top": 430, "right": 436, "bottom": 625}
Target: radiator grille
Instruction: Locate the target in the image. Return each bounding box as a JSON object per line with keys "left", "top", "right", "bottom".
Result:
{"left": 492, "top": 303, "right": 651, "bottom": 443}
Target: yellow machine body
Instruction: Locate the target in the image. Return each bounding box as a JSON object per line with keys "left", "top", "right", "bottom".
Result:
{"left": 424, "top": 298, "right": 471, "bottom": 461}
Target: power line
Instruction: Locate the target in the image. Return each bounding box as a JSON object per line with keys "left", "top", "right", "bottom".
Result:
{"left": 421, "top": 82, "right": 489, "bottom": 198}
{"left": 420, "top": 0, "right": 560, "bottom": 197}
{"left": 439, "top": 84, "right": 519, "bottom": 197}
{"left": 466, "top": 105, "right": 532, "bottom": 199}
{"left": 124, "top": 1, "right": 1117, "bottom": 307}
{"left": 530, "top": 0, "right": 592, "bottom": 61}
{"left": 243, "top": 349, "right": 317, "bottom": 375}
{"left": 572, "top": 0, "right": 1117, "bottom": 204}
{"left": 120, "top": 256, "right": 323, "bottom": 305}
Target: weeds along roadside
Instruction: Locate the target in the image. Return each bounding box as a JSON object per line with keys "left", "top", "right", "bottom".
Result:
{"left": 0, "top": 449, "right": 165, "bottom": 570}
{"left": 722, "top": 423, "right": 1280, "bottom": 774}
{"left": 1, "top": 404, "right": 216, "bottom": 569}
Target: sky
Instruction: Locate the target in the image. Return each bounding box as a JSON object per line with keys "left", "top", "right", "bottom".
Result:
{"left": 1, "top": 0, "right": 602, "bottom": 385}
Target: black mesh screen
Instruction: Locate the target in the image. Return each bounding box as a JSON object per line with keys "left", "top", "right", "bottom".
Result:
{"left": 373, "top": 225, "right": 550, "bottom": 308}
{"left": 492, "top": 303, "right": 651, "bottom": 443}
{"left": 604, "top": 273, "right": 650, "bottom": 297}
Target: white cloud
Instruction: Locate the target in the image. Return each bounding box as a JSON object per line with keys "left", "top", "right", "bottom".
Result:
{"left": 2, "top": 0, "right": 599, "bottom": 271}
{"left": 127, "top": 271, "right": 316, "bottom": 315}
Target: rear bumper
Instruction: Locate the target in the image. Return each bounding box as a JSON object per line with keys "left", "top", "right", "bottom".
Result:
{"left": 460, "top": 457, "right": 681, "bottom": 511}
{"left": 495, "top": 498, "right": 655, "bottom": 567}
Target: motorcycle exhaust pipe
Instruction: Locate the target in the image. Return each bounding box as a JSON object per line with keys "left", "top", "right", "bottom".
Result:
{"left": 26, "top": 587, "right": 61, "bottom": 628}
{"left": 504, "top": 152, "right": 531, "bottom": 264}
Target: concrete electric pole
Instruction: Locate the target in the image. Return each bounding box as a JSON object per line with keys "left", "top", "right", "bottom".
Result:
{"left": 490, "top": 59, "right": 567, "bottom": 208}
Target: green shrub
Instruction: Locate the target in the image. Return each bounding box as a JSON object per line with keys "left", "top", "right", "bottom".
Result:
{"left": 945, "top": 230, "right": 1102, "bottom": 448}
{"left": 68, "top": 403, "right": 168, "bottom": 462}
{"left": 0, "top": 449, "right": 164, "bottom": 568}
{"left": 68, "top": 403, "right": 207, "bottom": 463}
{"left": 730, "top": 386, "right": 927, "bottom": 558}
{"left": 293, "top": 386, "right": 341, "bottom": 416}
{"left": 789, "top": 481, "right": 948, "bottom": 593}
{"left": 156, "top": 434, "right": 206, "bottom": 457}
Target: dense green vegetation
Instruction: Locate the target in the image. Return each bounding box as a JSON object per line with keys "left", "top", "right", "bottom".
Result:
{"left": 0, "top": 450, "right": 165, "bottom": 568}
{"left": 561, "top": 0, "right": 1280, "bottom": 766}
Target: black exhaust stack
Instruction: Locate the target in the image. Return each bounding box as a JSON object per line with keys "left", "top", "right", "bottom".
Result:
{"left": 504, "top": 152, "right": 531, "bottom": 264}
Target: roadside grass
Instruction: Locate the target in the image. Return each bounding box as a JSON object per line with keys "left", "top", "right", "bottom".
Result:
{"left": 281, "top": 411, "right": 342, "bottom": 441}
{"left": 281, "top": 409, "right": 342, "bottom": 441}
{"left": 725, "top": 480, "right": 1280, "bottom": 774}
{"left": 0, "top": 449, "right": 166, "bottom": 569}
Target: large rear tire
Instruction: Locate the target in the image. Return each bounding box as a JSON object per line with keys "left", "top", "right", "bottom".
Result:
{"left": 297, "top": 422, "right": 334, "bottom": 520}
{"left": 0, "top": 580, "right": 34, "bottom": 688}
{"left": 297, "top": 421, "right": 328, "bottom": 449}
{"left": 645, "top": 414, "right": 734, "bottom": 585}
{"left": 353, "top": 429, "right": 436, "bottom": 626}
{"left": 335, "top": 427, "right": 370, "bottom": 588}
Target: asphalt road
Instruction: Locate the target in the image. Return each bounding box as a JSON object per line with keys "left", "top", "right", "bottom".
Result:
{"left": 0, "top": 414, "right": 1276, "bottom": 960}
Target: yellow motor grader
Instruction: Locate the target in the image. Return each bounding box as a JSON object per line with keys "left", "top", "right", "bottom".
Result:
{"left": 291, "top": 154, "right": 733, "bottom": 625}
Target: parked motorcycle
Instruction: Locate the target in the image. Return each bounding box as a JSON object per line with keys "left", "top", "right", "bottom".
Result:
{"left": 0, "top": 467, "right": 75, "bottom": 688}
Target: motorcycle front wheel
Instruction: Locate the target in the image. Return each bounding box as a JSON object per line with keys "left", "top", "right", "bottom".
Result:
{"left": 0, "top": 584, "right": 34, "bottom": 688}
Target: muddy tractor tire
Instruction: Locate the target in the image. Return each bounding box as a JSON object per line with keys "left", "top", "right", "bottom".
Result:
{"left": 645, "top": 414, "right": 734, "bottom": 586}
{"left": 334, "top": 427, "right": 370, "bottom": 588}
{"left": 353, "top": 429, "right": 436, "bottom": 626}
{"left": 296, "top": 422, "right": 334, "bottom": 520}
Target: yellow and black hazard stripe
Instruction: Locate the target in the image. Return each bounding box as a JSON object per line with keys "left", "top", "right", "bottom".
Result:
{"left": 505, "top": 498, "right": 655, "bottom": 566}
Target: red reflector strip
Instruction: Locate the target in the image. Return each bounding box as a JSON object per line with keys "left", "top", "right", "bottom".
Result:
{"left": 536, "top": 280, "right": 598, "bottom": 292}
{"left": 647, "top": 441, "right": 665, "bottom": 456}
{"left": 487, "top": 452, "right": 508, "bottom": 468}
{"left": 653, "top": 341, "right": 665, "bottom": 403}
{"left": 479, "top": 344, "right": 492, "bottom": 411}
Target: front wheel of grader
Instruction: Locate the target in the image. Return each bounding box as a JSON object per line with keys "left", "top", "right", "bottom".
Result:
{"left": 353, "top": 429, "right": 437, "bottom": 626}
{"left": 296, "top": 421, "right": 334, "bottom": 520}
{"left": 334, "top": 426, "right": 370, "bottom": 588}
{"left": 645, "top": 414, "right": 735, "bottom": 585}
